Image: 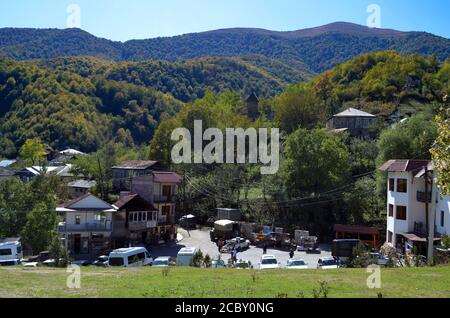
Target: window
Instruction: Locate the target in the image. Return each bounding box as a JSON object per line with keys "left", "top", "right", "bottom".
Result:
{"left": 388, "top": 231, "right": 393, "bottom": 243}
{"left": 389, "top": 204, "right": 394, "bottom": 217}
{"left": 162, "top": 185, "right": 172, "bottom": 197}
{"left": 441, "top": 211, "right": 445, "bottom": 227}
{"left": 389, "top": 179, "right": 395, "bottom": 192}
{"left": 75, "top": 215, "right": 81, "bottom": 225}
{"left": 129, "top": 213, "right": 133, "bottom": 222}
{"left": 161, "top": 206, "right": 171, "bottom": 215}
{"left": 138, "top": 212, "right": 142, "bottom": 222}
{"left": 94, "top": 213, "right": 102, "bottom": 222}
{"left": 133, "top": 213, "right": 138, "bottom": 222}
{"left": 397, "top": 179, "right": 408, "bottom": 193}
{"left": 0, "top": 249, "right": 12, "bottom": 256}
{"left": 396, "top": 206, "right": 407, "bottom": 220}
{"left": 142, "top": 212, "right": 147, "bottom": 221}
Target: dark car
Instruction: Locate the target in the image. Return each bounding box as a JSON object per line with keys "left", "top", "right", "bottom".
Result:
{"left": 92, "top": 255, "right": 109, "bottom": 267}
{"left": 27, "top": 251, "right": 50, "bottom": 263}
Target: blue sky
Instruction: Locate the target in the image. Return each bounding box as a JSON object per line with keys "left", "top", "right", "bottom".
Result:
{"left": 0, "top": 0, "right": 449, "bottom": 41}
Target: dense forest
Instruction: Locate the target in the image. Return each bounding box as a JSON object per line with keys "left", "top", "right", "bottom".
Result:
{"left": 0, "top": 54, "right": 311, "bottom": 156}
{"left": 0, "top": 51, "right": 448, "bottom": 158}
{"left": 1, "top": 22, "right": 449, "bottom": 74}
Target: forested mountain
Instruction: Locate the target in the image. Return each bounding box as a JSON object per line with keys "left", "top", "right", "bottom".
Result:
{"left": 0, "top": 51, "right": 448, "bottom": 158}
{"left": 0, "top": 54, "right": 309, "bottom": 156}
{"left": 0, "top": 22, "right": 448, "bottom": 74}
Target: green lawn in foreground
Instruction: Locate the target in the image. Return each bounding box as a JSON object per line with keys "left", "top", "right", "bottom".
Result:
{"left": 1, "top": 266, "right": 449, "bottom": 298}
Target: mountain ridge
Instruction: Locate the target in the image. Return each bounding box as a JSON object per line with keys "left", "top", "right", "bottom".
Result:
{"left": 0, "top": 22, "right": 449, "bottom": 74}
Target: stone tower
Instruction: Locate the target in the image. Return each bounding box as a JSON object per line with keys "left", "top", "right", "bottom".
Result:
{"left": 246, "top": 92, "right": 260, "bottom": 121}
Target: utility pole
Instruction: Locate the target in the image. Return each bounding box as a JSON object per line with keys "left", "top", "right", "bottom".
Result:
{"left": 426, "top": 166, "right": 436, "bottom": 263}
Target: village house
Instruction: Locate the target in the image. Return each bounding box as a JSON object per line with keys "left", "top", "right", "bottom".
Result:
{"left": 67, "top": 179, "right": 97, "bottom": 199}
{"left": 57, "top": 193, "right": 117, "bottom": 256}
{"left": 49, "top": 148, "right": 86, "bottom": 166}
{"left": 0, "top": 159, "right": 16, "bottom": 168}
{"left": 112, "top": 160, "right": 162, "bottom": 191}
{"left": 327, "top": 107, "right": 377, "bottom": 138}
{"left": 111, "top": 193, "right": 159, "bottom": 248}
{"left": 15, "top": 164, "right": 74, "bottom": 183}
{"left": 380, "top": 159, "right": 450, "bottom": 255}
{"left": 127, "top": 171, "right": 182, "bottom": 242}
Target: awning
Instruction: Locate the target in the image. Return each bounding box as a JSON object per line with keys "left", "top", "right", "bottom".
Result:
{"left": 401, "top": 233, "right": 441, "bottom": 242}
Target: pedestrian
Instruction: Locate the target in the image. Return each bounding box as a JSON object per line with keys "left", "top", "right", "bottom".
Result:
{"left": 263, "top": 244, "right": 267, "bottom": 255}
{"left": 289, "top": 248, "right": 295, "bottom": 259}
{"left": 232, "top": 248, "right": 238, "bottom": 264}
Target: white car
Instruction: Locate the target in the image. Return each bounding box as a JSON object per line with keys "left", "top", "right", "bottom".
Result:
{"left": 108, "top": 247, "right": 153, "bottom": 267}
{"left": 22, "top": 262, "right": 39, "bottom": 268}
{"left": 152, "top": 257, "right": 171, "bottom": 267}
{"left": 286, "top": 259, "right": 308, "bottom": 269}
{"left": 211, "top": 260, "right": 226, "bottom": 268}
{"left": 317, "top": 258, "right": 339, "bottom": 269}
{"left": 259, "top": 255, "right": 280, "bottom": 270}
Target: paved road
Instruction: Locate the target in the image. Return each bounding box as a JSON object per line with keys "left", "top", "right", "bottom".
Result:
{"left": 151, "top": 228, "right": 332, "bottom": 269}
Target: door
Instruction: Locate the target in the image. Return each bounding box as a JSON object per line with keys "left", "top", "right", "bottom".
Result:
{"left": 74, "top": 235, "right": 81, "bottom": 254}
{"left": 141, "top": 231, "right": 148, "bottom": 244}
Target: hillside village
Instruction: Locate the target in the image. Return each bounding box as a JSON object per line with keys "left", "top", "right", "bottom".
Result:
{"left": 1, "top": 88, "right": 449, "bottom": 269}
{"left": 0, "top": 20, "right": 449, "bottom": 283}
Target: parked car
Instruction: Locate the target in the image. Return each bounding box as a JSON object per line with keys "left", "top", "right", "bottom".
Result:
{"left": 26, "top": 251, "right": 50, "bottom": 263}
{"left": 42, "top": 259, "right": 56, "bottom": 267}
{"left": 92, "top": 255, "right": 109, "bottom": 267}
{"left": 317, "top": 258, "right": 339, "bottom": 269}
{"left": 211, "top": 259, "right": 226, "bottom": 268}
{"left": 286, "top": 259, "right": 308, "bottom": 269}
{"left": 234, "top": 260, "right": 252, "bottom": 269}
{"left": 221, "top": 237, "right": 251, "bottom": 253}
{"left": 259, "top": 255, "right": 280, "bottom": 270}
{"left": 22, "top": 262, "right": 39, "bottom": 268}
{"left": 369, "top": 253, "right": 388, "bottom": 266}
{"left": 108, "top": 247, "right": 153, "bottom": 267}
{"left": 152, "top": 257, "right": 172, "bottom": 267}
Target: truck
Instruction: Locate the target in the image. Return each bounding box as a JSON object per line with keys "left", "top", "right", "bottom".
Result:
{"left": 210, "top": 220, "right": 239, "bottom": 242}
{"left": 0, "top": 239, "right": 23, "bottom": 266}
{"left": 295, "top": 230, "right": 319, "bottom": 253}
{"left": 332, "top": 239, "right": 361, "bottom": 261}
{"left": 176, "top": 247, "right": 198, "bottom": 266}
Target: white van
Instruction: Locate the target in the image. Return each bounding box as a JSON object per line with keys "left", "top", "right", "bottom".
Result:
{"left": 0, "top": 240, "right": 23, "bottom": 266}
{"left": 108, "top": 247, "right": 153, "bottom": 267}
{"left": 176, "top": 247, "right": 197, "bottom": 266}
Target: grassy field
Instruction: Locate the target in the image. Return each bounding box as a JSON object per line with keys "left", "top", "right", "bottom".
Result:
{"left": 1, "top": 266, "right": 449, "bottom": 298}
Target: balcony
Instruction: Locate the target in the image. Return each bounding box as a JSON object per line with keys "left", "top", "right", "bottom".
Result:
{"left": 58, "top": 222, "right": 112, "bottom": 233}
{"left": 417, "top": 191, "right": 432, "bottom": 203}
{"left": 129, "top": 220, "right": 157, "bottom": 231}
{"left": 154, "top": 195, "right": 176, "bottom": 203}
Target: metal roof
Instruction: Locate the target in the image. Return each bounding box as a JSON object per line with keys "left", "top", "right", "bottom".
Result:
{"left": 380, "top": 160, "right": 430, "bottom": 176}
{"left": 333, "top": 108, "right": 376, "bottom": 118}
{"left": 112, "top": 160, "right": 159, "bottom": 170}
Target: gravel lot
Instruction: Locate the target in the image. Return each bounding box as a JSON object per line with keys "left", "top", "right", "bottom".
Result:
{"left": 151, "top": 228, "right": 332, "bottom": 269}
